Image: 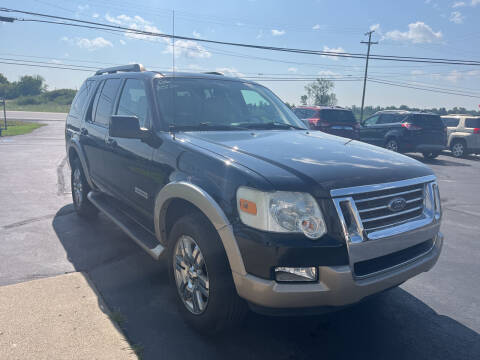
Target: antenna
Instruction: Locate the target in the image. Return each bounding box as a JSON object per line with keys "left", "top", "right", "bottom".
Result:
{"left": 172, "top": 9, "right": 175, "bottom": 74}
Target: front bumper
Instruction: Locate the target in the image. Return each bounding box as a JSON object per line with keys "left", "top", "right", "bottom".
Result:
{"left": 233, "top": 232, "right": 442, "bottom": 308}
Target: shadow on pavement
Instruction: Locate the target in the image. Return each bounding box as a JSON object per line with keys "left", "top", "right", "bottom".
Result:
{"left": 52, "top": 204, "right": 479, "bottom": 360}
{"left": 408, "top": 153, "right": 471, "bottom": 167}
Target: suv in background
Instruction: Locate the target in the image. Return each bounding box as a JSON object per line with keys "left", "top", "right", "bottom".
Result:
{"left": 359, "top": 110, "right": 447, "bottom": 159}
{"left": 292, "top": 106, "right": 359, "bottom": 139}
{"left": 441, "top": 114, "right": 480, "bottom": 157}
{"left": 65, "top": 64, "right": 443, "bottom": 333}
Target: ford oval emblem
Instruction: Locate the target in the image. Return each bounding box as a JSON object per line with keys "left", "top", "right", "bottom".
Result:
{"left": 387, "top": 197, "right": 407, "bottom": 212}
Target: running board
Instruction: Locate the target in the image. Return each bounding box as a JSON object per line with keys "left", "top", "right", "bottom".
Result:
{"left": 87, "top": 191, "right": 164, "bottom": 260}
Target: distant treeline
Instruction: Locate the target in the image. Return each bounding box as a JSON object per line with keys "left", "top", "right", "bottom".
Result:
{"left": 0, "top": 73, "right": 76, "bottom": 106}
{"left": 349, "top": 105, "right": 480, "bottom": 120}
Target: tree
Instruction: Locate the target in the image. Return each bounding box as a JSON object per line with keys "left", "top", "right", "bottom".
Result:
{"left": 301, "top": 78, "right": 337, "bottom": 106}
{"left": 17, "top": 75, "right": 46, "bottom": 96}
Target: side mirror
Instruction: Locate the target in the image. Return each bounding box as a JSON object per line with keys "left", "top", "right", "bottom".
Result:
{"left": 109, "top": 115, "right": 149, "bottom": 139}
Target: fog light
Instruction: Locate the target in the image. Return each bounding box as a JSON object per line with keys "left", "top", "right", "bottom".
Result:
{"left": 274, "top": 267, "right": 317, "bottom": 282}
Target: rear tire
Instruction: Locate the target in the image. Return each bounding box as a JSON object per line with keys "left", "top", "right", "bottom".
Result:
{"left": 71, "top": 158, "right": 98, "bottom": 219}
{"left": 451, "top": 140, "right": 466, "bottom": 158}
{"left": 422, "top": 152, "right": 439, "bottom": 159}
{"left": 385, "top": 138, "right": 399, "bottom": 152}
{"left": 168, "top": 212, "right": 247, "bottom": 334}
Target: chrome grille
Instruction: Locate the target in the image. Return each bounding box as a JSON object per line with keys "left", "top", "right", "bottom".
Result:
{"left": 353, "top": 183, "right": 425, "bottom": 232}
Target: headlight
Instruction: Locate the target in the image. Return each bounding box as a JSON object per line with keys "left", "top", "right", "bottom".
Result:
{"left": 236, "top": 187, "right": 327, "bottom": 239}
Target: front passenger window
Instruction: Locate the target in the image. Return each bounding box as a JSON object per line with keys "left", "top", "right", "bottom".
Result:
{"left": 363, "top": 115, "right": 379, "bottom": 126}
{"left": 117, "top": 79, "right": 150, "bottom": 128}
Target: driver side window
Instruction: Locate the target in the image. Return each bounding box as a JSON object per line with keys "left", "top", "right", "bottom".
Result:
{"left": 363, "top": 115, "right": 379, "bottom": 126}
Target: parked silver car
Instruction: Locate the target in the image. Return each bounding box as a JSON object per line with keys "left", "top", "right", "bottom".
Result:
{"left": 441, "top": 115, "right": 480, "bottom": 157}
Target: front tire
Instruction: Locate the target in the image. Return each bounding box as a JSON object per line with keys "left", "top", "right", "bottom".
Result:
{"left": 71, "top": 158, "right": 98, "bottom": 219}
{"left": 168, "top": 212, "right": 247, "bottom": 333}
{"left": 422, "top": 152, "right": 439, "bottom": 159}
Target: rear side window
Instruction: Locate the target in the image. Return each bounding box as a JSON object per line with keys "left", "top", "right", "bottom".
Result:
{"left": 409, "top": 114, "right": 444, "bottom": 129}
{"left": 442, "top": 117, "right": 460, "bottom": 127}
{"left": 465, "top": 118, "right": 480, "bottom": 128}
{"left": 70, "top": 80, "right": 93, "bottom": 118}
{"left": 93, "top": 78, "right": 122, "bottom": 126}
{"left": 319, "top": 109, "right": 356, "bottom": 123}
{"left": 116, "top": 79, "right": 150, "bottom": 128}
{"left": 378, "top": 113, "right": 405, "bottom": 124}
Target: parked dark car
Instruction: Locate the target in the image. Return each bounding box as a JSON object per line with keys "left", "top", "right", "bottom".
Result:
{"left": 65, "top": 65, "right": 443, "bottom": 333}
{"left": 292, "top": 106, "right": 360, "bottom": 139}
{"left": 359, "top": 110, "right": 447, "bottom": 159}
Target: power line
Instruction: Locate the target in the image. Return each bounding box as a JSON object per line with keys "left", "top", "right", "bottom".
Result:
{"left": 2, "top": 7, "right": 480, "bottom": 66}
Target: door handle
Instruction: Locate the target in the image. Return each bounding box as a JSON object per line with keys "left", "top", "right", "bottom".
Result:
{"left": 106, "top": 138, "right": 117, "bottom": 147}
{"left": 80, "top": 128, "right": 88, "bottom": 136}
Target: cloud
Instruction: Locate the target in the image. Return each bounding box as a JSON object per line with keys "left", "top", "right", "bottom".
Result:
{"left": 312, "top": 24, "right": 321, "bottom": 30}
{"left": 192, "top": 30, "right": 201, "bottom": 38}
{"left": 215, "top": 67, "right": 244, "bottom": 77}
{"left": 256, "top": 30, "right": 264, "bottom": 39}
{"left": 119, "top": 39, "right": 126, "bottom": 45}
{"left": 449, "top": 11, "right": 465, "bottom": 23}
{"left": 471, "top": 0, "right": 480, "bottom": 5}
{"left": 50, "top": 59, "right": 62, "bottom": 64}
{"left": 322, "top": 46, "right": 346, "bottom": 60}
{"left": 410, "top": 70, "right": 424, "bottom": 75}
{"left": 76, "top": 37, "right": 113, "bottom": 50}
{"left": 452, "top": 1, "right": 466, "bottom": 7}
{"left": 105, "top": 14, "right": 166, "bottom": 42}
{"left": 370, "top": 23, "right": 381, "bottom": 32}
{"left": 287, "top": 67, "right": 298, "bottom": 73}
{"left": 384, "top": 22, "right": 442, "bottom": 43}
{"left": 318, "top": 70, "right": 339, "bottom": 76}
{"left": 271, "top": 29, "right": 286, "bottom": 36}
{"left": 92, "top": 13, "right": 99, "bottom": 18}
{"left": 164, "top": 39, "right": 211, "bottom": 58}
{"left": 446, "top": 70, "right": 463, "bottom": 82}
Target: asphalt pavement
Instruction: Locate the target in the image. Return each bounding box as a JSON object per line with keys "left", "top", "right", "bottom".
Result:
{"left": 0, "top": 113, "right": 479, "bottom": 360}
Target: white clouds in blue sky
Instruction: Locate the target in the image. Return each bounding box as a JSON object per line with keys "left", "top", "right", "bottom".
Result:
{"left": 384, "top": 22, "right": 442, "bottom": 43}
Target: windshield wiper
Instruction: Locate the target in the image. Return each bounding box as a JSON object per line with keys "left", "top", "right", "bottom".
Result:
{"left": 237, "top": 122, "right": 306, "bottom": 130}
{"left": 169, "top": 123, "right": 248, "bottom": 131}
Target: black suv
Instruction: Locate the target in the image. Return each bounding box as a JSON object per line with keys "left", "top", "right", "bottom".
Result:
{"left": 359, "top": 110, "right": 447, "bottom": 159}
{"left": 292, "top": 106, "right": 359, "bottom": 140}
{"left": 66, "top": 65, "right": 443, "bottom": 333}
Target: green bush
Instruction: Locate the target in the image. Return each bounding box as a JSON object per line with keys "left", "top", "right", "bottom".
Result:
{"left": 16, "top": 96, "right": 43, "bottom": 105}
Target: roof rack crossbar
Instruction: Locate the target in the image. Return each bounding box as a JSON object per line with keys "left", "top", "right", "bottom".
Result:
{"left": 95, "top": 64, "right": 146, "bottom": 76}
{"left": 203, "top": 71, "right": 224, "bottom": 76}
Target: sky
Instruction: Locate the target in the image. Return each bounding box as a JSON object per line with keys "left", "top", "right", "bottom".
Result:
{"left": 1, "top": 0, "right": 479, "bottom": 110}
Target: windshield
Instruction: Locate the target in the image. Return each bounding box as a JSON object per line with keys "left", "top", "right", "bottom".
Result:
{"left": 154, "top": 77, "right": 306, "bottom": 130}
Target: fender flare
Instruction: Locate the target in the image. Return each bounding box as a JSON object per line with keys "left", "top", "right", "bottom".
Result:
{"left": 154, "top": 181, "right": 247, "bottom": 276}
{"left": 67, "top": 140, "right": 95, "bottom": 189}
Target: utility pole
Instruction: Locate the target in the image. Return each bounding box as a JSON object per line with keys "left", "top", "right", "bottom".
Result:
{"left": 360, "top": 30, "right": 378, "bottom": 122}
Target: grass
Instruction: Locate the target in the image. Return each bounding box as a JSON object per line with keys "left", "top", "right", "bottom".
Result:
{"left": 5, "top": 100, "right": 71, "bottom": 113}
{"left": 0, "top": 120, "right": 46, "bottom": 136}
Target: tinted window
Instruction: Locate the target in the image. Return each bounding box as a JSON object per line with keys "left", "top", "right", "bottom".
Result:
{"left": 293, "top": 109, "right": 316, "bottom": 119}
{"left": 409, "top": 114, "right": 444, "bottom": 129}
{"left": 93, "top": 78, "right": 121, "bottom": 126}
{"left": 442, "top": 117, "right": 460, "bottom": 127}
{"left": 116, "top": 79, "right": 150, "bottom": 128}
{"left": 293, "top": 108, "right": 304, "bottom": 118}
{"left": 70, "top": 80, "right": 93, "bottom": 118}
{"left": 379, "top": 113, "right": 405, "bottom": 124}
{"left": 363, "top": 115, "right": 379, "bottom": 126}
{"left": 319, "top": 109, "right": 356, "bottom": 123}
{"left": 465, "top": 118, "right": 480, "bottom": 128}
{"left": 155, "top": 78, "right": 305, "bottom": 129}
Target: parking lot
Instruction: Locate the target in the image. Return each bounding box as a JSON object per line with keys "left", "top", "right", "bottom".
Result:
{"left": 0, "top": 114, "right": 479, "bottom": 360}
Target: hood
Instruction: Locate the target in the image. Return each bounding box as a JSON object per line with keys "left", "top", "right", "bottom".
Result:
{"left": 180, "top": 130, "right": 434, "bottom": 196}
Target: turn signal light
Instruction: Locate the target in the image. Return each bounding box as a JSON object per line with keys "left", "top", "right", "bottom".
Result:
{"left": 239, "top": 199, "right": 257, "bottom": 215}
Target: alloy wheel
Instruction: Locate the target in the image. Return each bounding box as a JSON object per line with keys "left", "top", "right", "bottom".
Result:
{"left": 72, "top": 168, "right": 83, "bottom": 206}
{"left": 173, "top": 235, "right": 210, "bottom": 315}
{"left": 386, "top": 140, "right": 398, "bottom": 152}
{"left": 452, "top": 143, "right": 464, "bottom": 157}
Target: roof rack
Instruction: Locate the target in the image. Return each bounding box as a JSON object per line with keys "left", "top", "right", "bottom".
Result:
{"left": 203, "top": 71, "right": 224, "bottom": 76}
{"left": 95, "top": 64, "right": 146, "bottom": 76}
